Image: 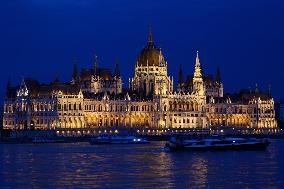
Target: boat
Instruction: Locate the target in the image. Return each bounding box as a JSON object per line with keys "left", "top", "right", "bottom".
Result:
{"left": 89, "top": 135, "right": 149, "bottom": 145}
{"left": 32, "top": 137, "right": 64, "bottom": 144}
{"left": 165, "top": 136, "right": 270, "bottom": 152}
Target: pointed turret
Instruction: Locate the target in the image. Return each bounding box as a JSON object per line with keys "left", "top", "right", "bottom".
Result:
{"left": 216, "top": 66, "right": 221, "bottom": 84}
{"left": 193, "top": 50, "right": 202, "bottom": 79}
{"left": 192, "top": 50, "right": 205, "bottom": 96}
{"left": 115, "top": 59, "right": 121, "bottom": 77}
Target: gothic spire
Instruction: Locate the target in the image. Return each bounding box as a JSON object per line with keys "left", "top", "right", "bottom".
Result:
{"left": 192, "top": 50, "right": 205, "bottom": 96}
{"left": 194, "top": 50, "right": 202, "bottom": 79}
{"left": 115, "top": 59, "right": 121, "bottom": 77}
{"left": 216, "top": 66, "right": 221, "bottom": 84}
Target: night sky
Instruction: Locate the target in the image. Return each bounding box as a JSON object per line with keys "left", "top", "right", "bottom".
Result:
{"left": 0, "top": 0, "right": 283, "bottom": 103}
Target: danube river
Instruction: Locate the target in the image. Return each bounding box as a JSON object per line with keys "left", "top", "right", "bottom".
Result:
{"left": 1, "top": 140, "right": 284, "bottom": 188}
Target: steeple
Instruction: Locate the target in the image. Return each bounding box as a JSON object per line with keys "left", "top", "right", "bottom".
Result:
{"left": 178, "top": 64, "right": 184, "bottom": 85}
{"left": 193, "top": 50, "right": 202, "bottom": 79}
{"left": 115, "top": 59, "right": 121, "bottom": 77}
{"left": 216, "top": 66, "right": 221, "bottom": 84}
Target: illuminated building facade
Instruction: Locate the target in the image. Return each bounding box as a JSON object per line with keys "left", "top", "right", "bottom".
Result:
{"left": 2, "top": 31, "right": 277, "bottom": 130}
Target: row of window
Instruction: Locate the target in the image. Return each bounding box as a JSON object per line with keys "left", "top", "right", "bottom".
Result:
{"left": 58, "top": 103, "right": 82, "bottom": 111}
{"left": 137, "top": 68, "right": 161, "bottom": 72}
{"left": 173, "top": 118, "right": 198, "bottom": 124}
{"left": 84, "top": 104, "right": 154, "bottom": 112}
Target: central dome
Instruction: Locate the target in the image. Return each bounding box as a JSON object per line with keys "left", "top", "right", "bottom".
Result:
{"left": 136, "top": 30, "right": 166, "bottom": 67}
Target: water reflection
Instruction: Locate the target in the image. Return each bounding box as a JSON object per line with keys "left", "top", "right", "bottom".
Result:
{"left": 0, "top": 141, "right": 283, "bottom": 188}
{"left": 189, "top": 157, "right": 208, "bottom": 187}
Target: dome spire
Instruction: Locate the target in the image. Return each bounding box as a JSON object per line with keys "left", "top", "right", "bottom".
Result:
{"left": 148, "top": 25, "right": 154, "bottom": 46}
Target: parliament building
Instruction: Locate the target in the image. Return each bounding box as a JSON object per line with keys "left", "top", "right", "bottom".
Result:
{"left": 3, "top": 31, "right": 278, "bottom": 131}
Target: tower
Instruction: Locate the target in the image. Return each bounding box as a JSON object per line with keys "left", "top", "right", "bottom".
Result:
{"left": 192, "top": 51, "right": 205, "bottom": 96}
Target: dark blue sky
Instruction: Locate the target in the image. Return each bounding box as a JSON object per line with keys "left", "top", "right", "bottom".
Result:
{"left": 0, "top": 0, "right": 283, "bottom": 102}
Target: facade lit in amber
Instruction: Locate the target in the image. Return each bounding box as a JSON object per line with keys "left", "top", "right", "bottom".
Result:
{"left": 3, "top": 30, "right": 277, "bottom": 130}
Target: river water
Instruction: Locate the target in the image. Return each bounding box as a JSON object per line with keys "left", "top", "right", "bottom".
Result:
{"left": 0, "top": 140, "right": 284, "bottom": 188}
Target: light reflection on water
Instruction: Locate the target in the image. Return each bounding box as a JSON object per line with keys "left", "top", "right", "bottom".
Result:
{"left": 0, "top": 140, "right": 284, "bottom": 188}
